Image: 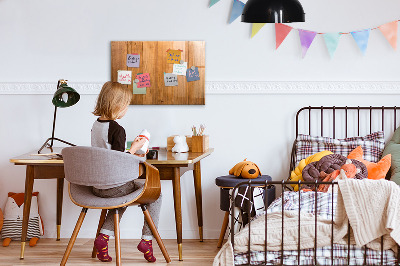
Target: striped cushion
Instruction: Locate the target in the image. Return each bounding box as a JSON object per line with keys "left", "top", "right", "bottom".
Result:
{"left": 295, "top": 131, "right": 385, "bottom": 166}
{"left": 1, "top": 217, "right": 40, "bottom": 240}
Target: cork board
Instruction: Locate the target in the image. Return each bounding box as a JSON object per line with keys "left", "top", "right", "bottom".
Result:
{"left": 111, "top": 41, "right": 205, "bottom": 105}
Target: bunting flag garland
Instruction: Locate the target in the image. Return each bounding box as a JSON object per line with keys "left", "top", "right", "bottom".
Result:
{"left": 209, "top": 0, "right": 220, "bottom": 8}
{"left": 351, "top": 29, "right": 370, "bottom": 55}
{"left": 298, "top": 30, "right": 317, "bottom": 58}
{"left": 229, "top": 0, "right": 245, "bottom": 24}
{"left": 323, "top": 33, "right": 341, "bottom": 58}
{"left": 251, "top": 23, "right": 266, "bottom": 38}
{"left": 378, "top": 21, "right": 398, "bottom": 50}
{"left": 275, "top": 23, "right": 293, "bottom": 49}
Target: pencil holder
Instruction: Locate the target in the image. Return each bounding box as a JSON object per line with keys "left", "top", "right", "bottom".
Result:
{"left": 191, "top": 135, "right": 209, "bottom": 153}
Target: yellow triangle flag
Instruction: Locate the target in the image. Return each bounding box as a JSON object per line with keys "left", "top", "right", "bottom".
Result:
{"left": 251, "top": 23, "right": 266, "bottom": 38}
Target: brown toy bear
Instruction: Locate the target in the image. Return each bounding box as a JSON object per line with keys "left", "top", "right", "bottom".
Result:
{"left": 229, "top": 159, "right": 261, "bottom": 179}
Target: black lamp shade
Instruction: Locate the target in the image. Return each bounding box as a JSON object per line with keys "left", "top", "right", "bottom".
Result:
{"left": 241, "top": 0, "right": 305, "bottom": 23}
{"left": 52, "top": 84, "right": 80, "bottom": 108}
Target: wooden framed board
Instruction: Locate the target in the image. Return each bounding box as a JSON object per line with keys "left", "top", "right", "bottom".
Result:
{"left": 111, "top": 41, "right": 205, "bottom": 105}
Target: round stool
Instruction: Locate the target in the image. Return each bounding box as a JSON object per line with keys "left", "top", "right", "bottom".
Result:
{"left": 215, "top": 175, "right": 275, "bottom": 248}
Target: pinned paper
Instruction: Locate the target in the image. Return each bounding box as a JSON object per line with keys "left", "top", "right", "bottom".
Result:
{"left": 164, "top": 73, "right": 178, "bottom": 87}
{"left": 132, "top": 83, "right": 147, "bottom": 94}
{"left": 251, "top": 23, "right": 266, "bottom": 38}
{"left": 117, "top": 70, "right": 132, "bottom": 85}
{"left": 136, "top": 73, "right": 151, "bottom": 88}
{"left": 209, "top": 0, "right": 220, "bottom": 7}
{"left": 167, "top": 49, "right": 182, "bottom": 64}
{"left": 351, "top": 29, "right": 370, "bottom": 55}
{"left": 323, "top": 33, "right": 341, "bottom": 58}
{"left": 186, "top": 67, "right": 200, "bottom": 82}
{"left": 229, "top": 0, "right": 245, "bottom": 24}
{"left": 173, "top": 62, "right": 187, "bottom": 76}
{"left": 379, "top": 21, "right": 398, "bottom": 50}
{"left": 298, "top": 29, "right": 317, "bottom": 58}
{"left": 275, "top": 23, "right": 293, "bottom": 49}
{"left": 127, "top": 54, "right": 140, "bottom": 67}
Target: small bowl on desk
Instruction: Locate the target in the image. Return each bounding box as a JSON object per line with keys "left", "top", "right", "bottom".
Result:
{"left": 146, "top": 150, "right": 158, "bottom": 160}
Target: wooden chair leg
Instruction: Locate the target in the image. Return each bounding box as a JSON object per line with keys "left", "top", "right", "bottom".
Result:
{"left": 114, "top": 210, "right": 121, "bottom": 266}
{"left": 60, "top": 208, "right": 88, "bottom": 266}
{"left": 91, "top": 209, "right": 108, "bottom": 258}
{"left": 141, "top": 205, "right": 171, "bottom": 263}
{"left": 217, "top": 211, "right": 230, "bottom": 248}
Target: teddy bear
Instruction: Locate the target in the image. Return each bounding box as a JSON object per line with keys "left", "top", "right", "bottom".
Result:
{"left": 229, "top": 159, "right": 261, "bottom": 179}
{"left": 172, "top": 135, "right": 189, "bottom": 153}
{"left": 1, "top": 192, "right": 44, "bottom": 247}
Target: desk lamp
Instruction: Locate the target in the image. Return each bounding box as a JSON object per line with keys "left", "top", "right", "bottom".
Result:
{"left": 38, "top": 79, "right": 80, "bottom": 154}
{"left": 241, "top": 0, "right": 305, "bottom": 23}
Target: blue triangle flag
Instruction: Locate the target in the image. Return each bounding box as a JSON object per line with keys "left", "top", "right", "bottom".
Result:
{"left": 351, "top": 29, "right": 371, "bottom": 55}
{"left": 229, "top": 0, "right": 245, "bottom": 24}
{"left": 323, "top": 33, "right": 341, "bottom": 58}
{"left": 209, "top": 0, "right": 220, "bottom": 7}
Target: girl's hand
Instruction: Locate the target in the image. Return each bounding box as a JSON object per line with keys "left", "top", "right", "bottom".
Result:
{"left": 134, "top": 148, "right": 149, "bottom": 157}
{"left": 129, "top": 137, "right": 147, "bottom": 155}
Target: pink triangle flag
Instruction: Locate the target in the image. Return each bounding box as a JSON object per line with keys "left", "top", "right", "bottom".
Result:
{"left": 275, "top": 23, "right": 293, "bottom": 49}
{"left": 298, "top": 29, "right": 317, "bottom": 58}
{"left": 378, "top": 21, "right": 398, "bottom": 50}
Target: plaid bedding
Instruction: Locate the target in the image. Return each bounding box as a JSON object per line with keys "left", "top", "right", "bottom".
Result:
{"left": 234, "top": 191, "right": 397, "bottom": 265}
{"left": 294, "top": 131, "right": 385, "bottom": 166}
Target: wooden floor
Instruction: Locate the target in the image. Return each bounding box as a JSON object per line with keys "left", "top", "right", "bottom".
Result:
{"left": 0, "top": 239, "right": 221, "bottom": 265}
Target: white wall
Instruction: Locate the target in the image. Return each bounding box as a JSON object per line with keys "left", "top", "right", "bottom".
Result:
{"left": 1, "top": 0, "right": 400, "bottom": 240}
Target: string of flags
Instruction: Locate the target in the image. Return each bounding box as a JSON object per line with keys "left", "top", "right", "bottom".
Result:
{"left": 210, "top": 0, "right": 399, "bottom": 58}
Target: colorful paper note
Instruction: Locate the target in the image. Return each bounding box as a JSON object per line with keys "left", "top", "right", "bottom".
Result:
{"left": 167, "top": 49, "right": 182, "bottom": 64}
{"left": 298, "top": 29, "right": 317, "bottom": 58}
{"left": 173, "top": 62, "right": 187, "bottom": 76}
{"left": 351, "top": 29, "right": 371, "bottom": 55}
{"left": 275, "top": 23, "right": 293, "bottom": 49}
{"left": 229, "top": 0, "right": 245, "bottom": 24}
{"left": 323, "top": 33, "right": 341, "bottom": 58}
{"left": 164, "top": 73, "right": 178, "bottom": 87}
{"left": 132, "top": 82, "right": 146, "bottom": 94}
{"left": 136, "top": 73, "right": 151, "bottom": 88}
{"left": 379, "top": 21, "right": 398, "bottom": 50}
{"left": 117, "top": 70, "right": 132, "bottom": 85}
{"left": 186, "top": 67, "right": 200, "bottom": 82}
{"left": 127, "top": 54, "right": 140, "bottom": 67}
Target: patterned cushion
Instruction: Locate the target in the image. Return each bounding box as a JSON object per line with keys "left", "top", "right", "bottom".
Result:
{"left": 295, "top": 131, "right": 385, "bottom": 166}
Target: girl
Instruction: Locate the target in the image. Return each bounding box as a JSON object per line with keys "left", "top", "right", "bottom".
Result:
{"left": 91, "top": 81, "right": 162, "bottom": 263}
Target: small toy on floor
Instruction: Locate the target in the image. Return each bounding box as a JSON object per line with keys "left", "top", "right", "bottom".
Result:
{"left": 1, "top": 192, "right": 44, "bottom": 247}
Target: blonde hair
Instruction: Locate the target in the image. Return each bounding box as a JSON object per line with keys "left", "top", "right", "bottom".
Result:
{"left": 93, "top": 82, "right": 132, "bottom": 120}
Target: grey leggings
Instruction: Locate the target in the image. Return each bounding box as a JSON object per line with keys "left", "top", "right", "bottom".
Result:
{"left": 92, "top": 180, "right": 162, "bottom": 240}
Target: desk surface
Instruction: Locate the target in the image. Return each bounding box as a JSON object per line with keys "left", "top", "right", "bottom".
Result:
{"left": 10, "top": 147, "right": 214, "bottom": 165}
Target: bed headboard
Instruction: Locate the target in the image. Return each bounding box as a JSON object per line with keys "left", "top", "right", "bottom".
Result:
{"left": 290, "top": 106, "right": 400, "bottom": 179}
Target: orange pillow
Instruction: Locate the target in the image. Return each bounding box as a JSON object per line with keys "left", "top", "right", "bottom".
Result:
{"left": 347, "top": 146, "right": 391, "bottom": 180}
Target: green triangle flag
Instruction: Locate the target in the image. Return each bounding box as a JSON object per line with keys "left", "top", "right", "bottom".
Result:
{"left": 251, "top": 23, "right": 266, "bottom": 38}
{"left": 323, "top": 33, "right": 341, "bottom": 58}
{"left": 209, "top": 0, "right": 220, "bottom": 7}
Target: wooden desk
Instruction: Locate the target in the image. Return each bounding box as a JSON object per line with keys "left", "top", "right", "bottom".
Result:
{"left": 10, "top": 147, "right": 213, "bottom": 261}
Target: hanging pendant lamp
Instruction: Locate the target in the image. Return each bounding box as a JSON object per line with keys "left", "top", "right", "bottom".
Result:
{"left": 241, "top": 0, "right": 305, "bottom": 23}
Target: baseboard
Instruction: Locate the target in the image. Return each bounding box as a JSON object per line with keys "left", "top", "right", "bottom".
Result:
{"left": 1, "top": 81, "right": 399, "bottom": 95}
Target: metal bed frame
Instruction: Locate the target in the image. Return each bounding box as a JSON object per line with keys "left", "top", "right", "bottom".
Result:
{"left": 230, "top": 106, "right": 400, "bottom": 266}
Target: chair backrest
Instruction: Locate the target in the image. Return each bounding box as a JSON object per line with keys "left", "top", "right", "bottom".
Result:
{"left": 62, "top": 146, "right": 145, "bottom": 187}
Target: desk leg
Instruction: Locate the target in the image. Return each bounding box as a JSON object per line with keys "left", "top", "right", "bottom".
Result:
{"left": 56, "top": 178, "right": 64, "bottom": 241}
{"left": 172, "top": 167, "right": 183, "bottom": 261}
{"left": 20, "top": 165, "right": 35, "bottom": 259}
{"left": 193, "top": 161, "right": 203, "bottom": 242}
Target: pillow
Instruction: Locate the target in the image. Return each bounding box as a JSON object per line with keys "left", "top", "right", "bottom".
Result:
{"left": 348, "top": 146, "right": 391, "bottom": 180}
{"left": 295, "top": 131, "right": 385, "bottom": 166}
{"left": 382, "top": 126, "right": 400, "bottom": 184}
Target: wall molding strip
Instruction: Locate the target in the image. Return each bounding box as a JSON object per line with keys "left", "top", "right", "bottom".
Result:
{"left": 0, "top": 81, "right": 399, "bottom": 95}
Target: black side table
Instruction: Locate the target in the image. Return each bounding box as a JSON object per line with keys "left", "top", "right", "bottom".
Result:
{"left": 215, "top": 175, "right": 275, "bottom": 248}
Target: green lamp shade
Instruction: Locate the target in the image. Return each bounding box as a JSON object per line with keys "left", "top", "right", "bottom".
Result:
{"left": 52, "top": 84, "right": 80, "bottom": 108}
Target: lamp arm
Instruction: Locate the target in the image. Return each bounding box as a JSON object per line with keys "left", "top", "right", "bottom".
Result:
{"left": 50, "top": 105, "right": 57, "bottom": 148}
